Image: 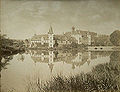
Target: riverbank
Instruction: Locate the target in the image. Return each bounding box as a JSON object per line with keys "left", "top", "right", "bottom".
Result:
{"left": 28, "top": 44, "right": 88, "bottom": 52}
{"left": 28, "top": 45, "right": 120, "bottom": 52}
{"left": 88, "top": 46, "right": 120, "bottom": 51}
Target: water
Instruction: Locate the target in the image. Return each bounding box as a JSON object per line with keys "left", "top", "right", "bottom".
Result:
{"left": 1, "top": 50, "right": 119, "bottom": 92}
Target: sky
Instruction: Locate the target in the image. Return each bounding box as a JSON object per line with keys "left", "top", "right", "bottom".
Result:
{"left": 1, "top": 0, "right": 120, "bottom": 39}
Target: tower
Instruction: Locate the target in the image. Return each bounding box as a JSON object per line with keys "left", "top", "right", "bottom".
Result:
{"left": 87, "top": 32, "right": 91, "bottom": 45}
{"left": 78, "top": 35, "right": 82, "bottom": 44}
{"left": 48, "top": 26, "right": 54, "bottom": 48}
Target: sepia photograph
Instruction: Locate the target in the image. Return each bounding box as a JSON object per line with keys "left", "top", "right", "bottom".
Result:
{"left": 0, "top": 0, "right": 120, "bottom": 92}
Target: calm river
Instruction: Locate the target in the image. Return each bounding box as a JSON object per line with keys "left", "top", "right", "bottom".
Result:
{"left": 1, "top": 50, "right": 120, "bottom": 92}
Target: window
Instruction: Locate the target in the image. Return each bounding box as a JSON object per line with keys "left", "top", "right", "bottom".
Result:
{"left": 50, "top": 37, "right": 53, "bottom": 39}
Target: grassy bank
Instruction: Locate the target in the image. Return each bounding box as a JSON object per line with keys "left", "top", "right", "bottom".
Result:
{"left": 26, "top": 72, "right": 120, "bottom": 92}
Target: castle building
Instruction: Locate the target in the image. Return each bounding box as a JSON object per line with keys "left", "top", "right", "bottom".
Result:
{"left": 30, "top": 26, "right": 54, "bottom": 48}
{"left": 65, "top": 26, "right": 92, "bottom": 45}
{"left": 29, "top": 26, "right": 95, "bottom": 48}
{"left": 72, "top": 26, "right": 91, "bottom": 45}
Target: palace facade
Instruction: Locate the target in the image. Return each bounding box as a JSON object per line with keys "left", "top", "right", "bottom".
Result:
{"left": 29, "top": 26, "right": 97, "bottom": 48}
{"left": 64, "top": 26, "right": 93, "bottom": 45}
{"left": 30, "top": 26, "right": 54, "bottom": 48}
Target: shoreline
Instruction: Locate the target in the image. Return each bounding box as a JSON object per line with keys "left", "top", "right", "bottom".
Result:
{"left": 28, "top": 46, "right": 120, "bottom": 51}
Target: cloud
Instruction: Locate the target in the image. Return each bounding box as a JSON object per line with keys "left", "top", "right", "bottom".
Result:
{"left": 1, "top": 0, "right": 120, "bottom": 39}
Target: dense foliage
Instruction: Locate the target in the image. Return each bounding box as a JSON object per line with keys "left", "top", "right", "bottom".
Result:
{"left": 0, "top": 32, "right": 25, "bottom": 54}
{"left": 93, "top": 35, "right": 112, "bottom": 46}
{"left": 110, "top": 30, "right": 120, "bottom": 46}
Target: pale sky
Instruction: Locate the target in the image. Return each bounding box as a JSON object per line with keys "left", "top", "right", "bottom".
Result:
{"left": 1, "top": 0, "right": 120, "bottom": 39}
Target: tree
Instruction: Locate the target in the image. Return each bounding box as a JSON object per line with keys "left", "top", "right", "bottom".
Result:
{"left": 110, "top": 30, "right": 120, "bottom": 46}
{"left": 94, "top": 35, "right": 112, "bottom": 46}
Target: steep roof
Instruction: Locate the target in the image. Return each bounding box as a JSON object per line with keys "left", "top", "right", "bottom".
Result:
{"left": 31, "top": 34, "right": 48, "bottom": 41}
{"left": 48, "top": 26, "right": 54, "bottom": 34}
{"left": 72, "top": 30, "right": 89, "bottom": 35}
{"left": 54, "top": 34, "right": 77, "bottom": 42}
{"left": 65, "top": 30, "right": 97, "bottom": 38}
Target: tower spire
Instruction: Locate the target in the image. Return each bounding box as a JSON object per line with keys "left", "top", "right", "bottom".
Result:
{"left": 48, "top": 26, "right": 54, "bottom": 48}
{"left": 48, "top": 26, "right": 53, "bottom": 34}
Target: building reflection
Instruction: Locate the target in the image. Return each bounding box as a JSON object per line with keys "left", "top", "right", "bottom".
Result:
{"left": 28, "top": 50, "right": 112, "bottom": 73}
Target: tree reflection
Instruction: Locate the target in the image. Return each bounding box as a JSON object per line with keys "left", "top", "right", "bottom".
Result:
{"left": 0, "top": 55, "right": 13, "bottom": 72}
{"left": 17, "top": 53, "right": 25, "bottom": 62}
{"left": 0, "top": 55, "right": 13, "bottom": 92}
